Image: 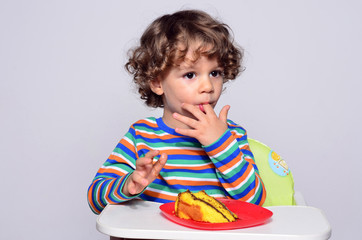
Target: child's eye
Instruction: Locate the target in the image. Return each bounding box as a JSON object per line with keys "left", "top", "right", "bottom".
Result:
{"left": 210, "top": 70, "right": 222, "bottom": 78}
{"left": 183, "top": 72, "right": 196, "bottom": 79}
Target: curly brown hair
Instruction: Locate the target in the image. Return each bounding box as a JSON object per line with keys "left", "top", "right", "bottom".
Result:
{"left": 125, "top": 10, "right": 243, "bottom": 108}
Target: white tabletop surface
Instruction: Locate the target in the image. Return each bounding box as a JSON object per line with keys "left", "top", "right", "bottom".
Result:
{"left": 96, "top": 200, "right": 331, "bottom": 240}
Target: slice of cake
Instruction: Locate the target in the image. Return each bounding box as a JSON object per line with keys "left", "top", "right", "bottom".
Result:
{"left": 175, "top": 190, "right": 238, "bottom": 223}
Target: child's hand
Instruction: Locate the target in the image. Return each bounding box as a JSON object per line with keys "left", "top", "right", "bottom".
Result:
{"left": 173, "top": 103, "right": 230, "bottom": 146}
{"left": 122, "top": 150, "right": 167, "bottom": 196}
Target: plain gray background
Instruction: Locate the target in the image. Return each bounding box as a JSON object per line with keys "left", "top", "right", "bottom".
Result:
{"left": 1, "top": 0, "right": 361, "bottom": 239}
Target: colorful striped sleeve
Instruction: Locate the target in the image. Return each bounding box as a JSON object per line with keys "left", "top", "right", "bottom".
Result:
{"left": 87, "top": 126, "right": 142, "bottom": 214}
{"left": 203, "top": 121, "right": 266, "bottom": 205}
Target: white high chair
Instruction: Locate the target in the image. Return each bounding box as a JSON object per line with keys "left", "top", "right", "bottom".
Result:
{"left": 99, "top": 139, "right": 331, "bottom": 240}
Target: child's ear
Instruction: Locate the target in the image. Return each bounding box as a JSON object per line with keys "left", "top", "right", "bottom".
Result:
{"left": 150, "top": 78, "right": 164, "bottom": 95}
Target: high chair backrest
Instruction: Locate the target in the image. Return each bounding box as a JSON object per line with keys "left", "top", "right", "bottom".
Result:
{"left": 248, "top": 138, "right": 296, "bottom": 206}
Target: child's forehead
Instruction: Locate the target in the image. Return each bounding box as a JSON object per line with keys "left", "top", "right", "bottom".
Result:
{"left": 174, "top": 43, "right": 220, "bottom": 68}
{"left": 176, "top": 55, "right": 220, "bottom": 70}
{"left": 179, "top": 42, "right": 210, "bottom": 56}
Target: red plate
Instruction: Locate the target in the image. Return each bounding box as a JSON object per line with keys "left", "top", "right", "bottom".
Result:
{"left": 159, "top": 199, "right": 273, "bottom": 230}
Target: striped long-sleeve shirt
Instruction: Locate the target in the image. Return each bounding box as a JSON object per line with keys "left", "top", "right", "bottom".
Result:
{"left": 87, "top": 117, "right": 266, "bottom": 214}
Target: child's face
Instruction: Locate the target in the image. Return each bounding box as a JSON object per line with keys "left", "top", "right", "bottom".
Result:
{"left": 151, "top": 48, "right": 224, "bottom": 129}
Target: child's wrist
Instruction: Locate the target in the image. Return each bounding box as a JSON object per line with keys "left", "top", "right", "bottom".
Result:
{"left": 121, "top": 173, "right": 138, "bottom": 197}
{"left": 200, "top": 126, "right": 228, "bottom": 146}
{"left": 201, "top": 128, "right": 229, "bottom": 148}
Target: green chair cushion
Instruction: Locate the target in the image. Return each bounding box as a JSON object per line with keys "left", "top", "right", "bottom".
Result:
{"left": 248, "top": 139, "right": 296, "bottom": 206}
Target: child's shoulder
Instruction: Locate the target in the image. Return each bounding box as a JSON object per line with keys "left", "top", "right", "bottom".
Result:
{"left": 130, "top": 117, "right": 158, "bottom": 128}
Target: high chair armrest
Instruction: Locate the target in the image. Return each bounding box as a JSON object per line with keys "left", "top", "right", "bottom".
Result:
{"left": 294, "top": 191, "right": 307, "bottom": 206}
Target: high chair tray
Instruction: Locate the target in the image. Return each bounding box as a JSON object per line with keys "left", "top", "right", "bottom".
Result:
{"left": 159, "top": 199, "right": 273, "bottom": 230}
{"left": 96, "top": 200, "right": 331, "bottom": 240}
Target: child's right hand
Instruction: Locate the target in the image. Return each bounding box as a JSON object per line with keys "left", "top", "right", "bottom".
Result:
{"left": 122, "top": 150, "right": 167, "bottom": 197}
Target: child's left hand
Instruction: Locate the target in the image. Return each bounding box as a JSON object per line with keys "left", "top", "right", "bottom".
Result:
{"left": 173, "top": 103, "right": 230, "bottom": 146}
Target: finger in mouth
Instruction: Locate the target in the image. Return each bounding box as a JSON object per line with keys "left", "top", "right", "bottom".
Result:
{"left": 199, "top": 104, "right": 206, "bottom": 113}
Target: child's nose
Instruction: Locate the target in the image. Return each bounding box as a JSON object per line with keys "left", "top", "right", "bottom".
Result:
{"left": 199, "top": 76, "right": 214, "bottom": 93}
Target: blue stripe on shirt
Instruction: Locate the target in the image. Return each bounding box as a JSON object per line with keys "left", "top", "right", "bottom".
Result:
{"left": 212, "top": 147, "right": 240, "bottom": 168}
{"left": 217, "top": 161, "right": 250, "bottom": 184}
{"left": 203, "top": 130, "right": 232, "bottom": 152}
{"left": 115, "top": 143, "right": 137, "bottom": 159}
{"left": 232, "top": 180, "right": 256, "bottom": 199}
{"left": 161, "top": 168, "right": 216, "bottom": 174}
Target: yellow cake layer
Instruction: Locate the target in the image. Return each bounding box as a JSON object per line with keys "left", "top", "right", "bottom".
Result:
{"left": 175, "top": 190, "right": 238, "bottom": 223}
{"left": 193, "top": 190, "right": 237, "bottom": 221}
